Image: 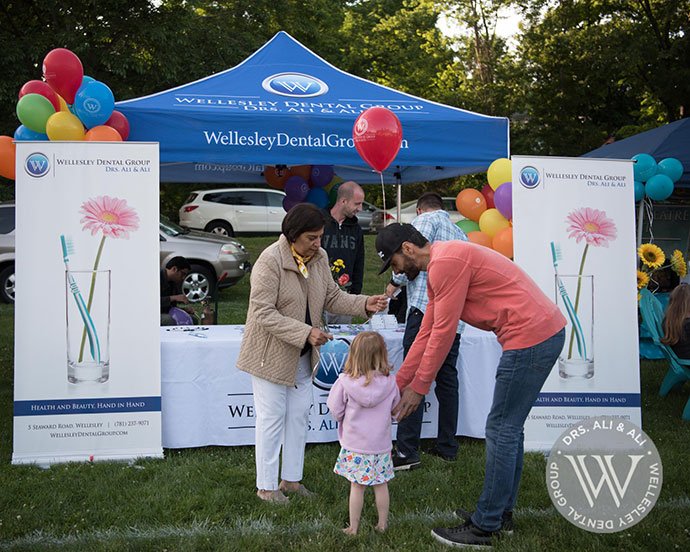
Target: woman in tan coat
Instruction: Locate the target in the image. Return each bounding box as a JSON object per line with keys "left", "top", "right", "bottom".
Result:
{"left": 237, "top": 203, "right": 388, "bottom": 503}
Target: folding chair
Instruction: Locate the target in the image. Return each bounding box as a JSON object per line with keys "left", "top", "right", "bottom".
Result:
{"left": 638, "top": 288, "right": 690, "bottom": 420}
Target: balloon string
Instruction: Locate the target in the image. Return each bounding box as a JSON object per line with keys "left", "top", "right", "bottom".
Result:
{"left": 379, "top": 172, "right": 387, "bottom": 225}
{"left": 645, "top": 197, "right": 654, "bottom": 243}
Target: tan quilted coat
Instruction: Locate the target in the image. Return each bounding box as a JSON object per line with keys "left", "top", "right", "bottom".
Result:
{"left": 237, "top": 234, "right": 369, "bottom": 386}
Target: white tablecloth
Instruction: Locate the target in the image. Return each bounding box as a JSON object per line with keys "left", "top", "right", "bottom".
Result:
{"left": 160, "top": 324, "right": 502, "bottom": 448}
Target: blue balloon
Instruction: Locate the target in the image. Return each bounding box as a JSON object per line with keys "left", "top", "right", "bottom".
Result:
{"left": 634, "top": 180, "right": 645, "bottom": 202}
{"left": 657, "top": 157, "right": 683, "bottom": 183}
{"left": 306, "top": 187, "right": 329, "bottom": 208}
{"left": 14, "top": 125, "right": 48, "bottom": 141}
{"left": 73, "top": 80, "right": 115, "bottom": 128}
{"left": 645, "top": 173, "right": 674, "bottom": 201}
{"left": 632, "top": 153, "right": 658, "bottom": 182}
{"left": 75, "top": 75, "right": 96, "bottom": 98}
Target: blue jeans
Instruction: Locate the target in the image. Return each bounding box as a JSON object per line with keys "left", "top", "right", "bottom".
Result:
{"left": 471, "top": 328, "right": 565, "bottom": 532}
{"left": 396, "top": 308, "right": 461, "bottom": 460}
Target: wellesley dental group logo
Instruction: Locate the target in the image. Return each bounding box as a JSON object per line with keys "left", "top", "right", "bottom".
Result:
{"left": 519, "top": 165, "right": 540, "bottom": 188}
{"left": 546, "top": 416, "right": 662, "bottom": 533}
{"left": 24, "top": 152, "right": 50, "bottom": 177}
{"left": 312, "top": 338, "right": 350, "bottom": 391}
{"left": 261, "top": 72, "right": 329, "bottom": 98}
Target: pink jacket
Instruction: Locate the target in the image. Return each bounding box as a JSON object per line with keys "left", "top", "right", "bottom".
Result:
{"left": 327, "top": 372, "right": 401, "bottom": 454}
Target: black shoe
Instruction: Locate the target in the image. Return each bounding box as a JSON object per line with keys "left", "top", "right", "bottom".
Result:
{"left": 392, "top": 451, "right": 421, "bottom": 471}
{"left": 431, "top": 520, "right": 498, "bottom": 548}
{"left": 453, "top": 508, "right": 514, "bottom": 535}
{"left": 426, "top": 446, "right": 457, "bottom": 462}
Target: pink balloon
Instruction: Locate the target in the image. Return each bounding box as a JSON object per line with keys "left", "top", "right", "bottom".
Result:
{"left": 493, "top": 182, "right": 512, "bottom": 220}
{"left": 42, "top": 48, "right": 84, "bottom": 105}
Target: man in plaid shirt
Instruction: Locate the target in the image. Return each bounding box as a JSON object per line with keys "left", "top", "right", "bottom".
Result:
{"left": 385, "top": 192, "right": 468, "bottom": 470}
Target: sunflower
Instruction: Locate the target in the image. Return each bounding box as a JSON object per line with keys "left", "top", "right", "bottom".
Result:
{"left": 638, "top": 243, "right": 666, "bottom": 269}
{"left": 637, "top": 270, "right": 650, "bottom": 290}
{"left": 670, "top": 249, "right": 687, "bottom": 278}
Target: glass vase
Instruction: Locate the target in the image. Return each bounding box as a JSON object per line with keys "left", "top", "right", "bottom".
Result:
{"left": 555, "top": 274, "right": 594, "bottom": 379}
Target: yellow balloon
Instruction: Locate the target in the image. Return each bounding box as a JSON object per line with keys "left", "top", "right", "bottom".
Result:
{"left": 479, "top": 208, "right": 510, "bottom": 238}
{"left": 487, "top": 158, "right": 512, "bottom": 191}
{"left": 46, "top": 112, "right": 85, "bottom": 141}
{"left": 57, "top": 95, "right": 69, "bottom": 112}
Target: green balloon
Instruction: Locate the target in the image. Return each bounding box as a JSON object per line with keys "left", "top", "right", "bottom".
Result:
{"left": 457, "top": 219, "right": 480, "bottom": 233}
{"left": 328, "top": 183, "right": 341, "bottom": 207}
{"left": 16, "top": 93, "right": 55, "bottom": 134}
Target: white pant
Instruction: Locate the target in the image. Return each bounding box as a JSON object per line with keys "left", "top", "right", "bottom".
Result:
{"left": 252, "top": 354, "right": 313, "bottom": 490}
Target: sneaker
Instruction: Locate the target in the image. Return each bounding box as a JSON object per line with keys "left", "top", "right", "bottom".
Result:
{"left": 453, "top": 508, "right": 514, "bottom": 535}
{"left": 426, "top": 446, "right": 457, "bottom": 462}
{"left": 392, "top": 451, "right": 421, "bottom": 471}
{"left": 431, "top": 520, "right": 498, "bottom": 548}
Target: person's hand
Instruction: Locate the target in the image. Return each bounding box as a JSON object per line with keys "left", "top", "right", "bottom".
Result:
{"left": 392, "top": 387, "right": 423, "bottom": 420}
{"left": 171, "top": 294, "right": 190, "bottom": 304}
{"left": 385, "top": 284, "right": 399, "bottom": 298}
{"left": 308, "top": 327, "right": 333, "bottom": 346}
{"left": 366, "top": 294, "right": 389, "bottom": 314}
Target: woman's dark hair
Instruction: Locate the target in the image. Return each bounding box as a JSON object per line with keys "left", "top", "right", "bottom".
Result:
{"left": 661, "top": 283, "right": 690, "bottom": 345}
{"left": 281, "top": 203, "right": 326, "bottom": 242}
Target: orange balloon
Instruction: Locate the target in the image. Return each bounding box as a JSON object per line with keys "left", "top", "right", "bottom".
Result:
{"left": 492, "top": 226, "right": 514, "bottom": 259}
{"left": 85, "top": 125, "right": 122, "bottom": 141}
{"left": 264, "top": 165, "right": 289, "bottom": 189}
{"left": 288, "top": 165, "right": 311, "bottom": 181}
{"left": 0, "top": 136, "right": 16, "bottom": 180}
{"left": 456, "top": 189, "right": 487, "bottom": 222}
{"left": 467, "top": 231, "right": 492, "bottom": 248}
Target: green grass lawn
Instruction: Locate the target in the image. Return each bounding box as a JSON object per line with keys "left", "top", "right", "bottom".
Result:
{"left": 0, "top": 236, "right": 689, "bottom": 550}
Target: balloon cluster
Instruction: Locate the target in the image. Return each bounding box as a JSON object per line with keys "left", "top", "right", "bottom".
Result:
{"left": 632, "top": 153, "right": 683, "bottom": 202}
{"left": 0, "top": 48, "right": 130, "bottom": 181}
{"left": 264, "top": 164, "right": 342, "bottom": 212}
{"left": 455, "top": 158, "right": 514, "bottom": 259}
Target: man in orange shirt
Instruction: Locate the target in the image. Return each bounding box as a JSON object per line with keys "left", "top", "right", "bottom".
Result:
{"left": 376, "top": 223, "right": 566, "bottom": 548}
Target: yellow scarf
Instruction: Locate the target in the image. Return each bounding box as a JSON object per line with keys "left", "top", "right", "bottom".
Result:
{"left": 290, "top": 245, "right": 312, "bottom": 279}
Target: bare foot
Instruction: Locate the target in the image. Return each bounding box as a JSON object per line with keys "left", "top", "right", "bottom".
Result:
{"left": 374, "top": 524, "right": 387, "bottom": 532}
{"left": 342, "top": 526, "right": 358, "bottom": 535}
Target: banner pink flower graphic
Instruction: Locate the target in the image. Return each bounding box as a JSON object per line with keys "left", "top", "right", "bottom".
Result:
{"left": 565, "top": 207, "right": 617, "bottom": 247}
{"left": 80, "top": 195, "right": 140, "bottom": 239}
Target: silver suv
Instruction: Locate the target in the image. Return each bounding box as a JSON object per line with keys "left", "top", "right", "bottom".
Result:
{"left": 0, "top": 204, "right": 250, "bottom": 304}
{"left": 179, "top": 188, "right": 286, "bottom": 236}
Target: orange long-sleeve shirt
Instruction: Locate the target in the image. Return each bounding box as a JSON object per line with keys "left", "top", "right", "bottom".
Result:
{"left": 397, "top": 240, "right": 566, "bottom": 395}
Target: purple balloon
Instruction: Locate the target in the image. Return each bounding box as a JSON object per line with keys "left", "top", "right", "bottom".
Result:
{"left": 493, "top": 181, "right": 512, "bottom": 220}
{"left": 306, "top": 187, "right": 329, "bottom": 208}
{"left": 310, "top": 165, "right": 334, "bottom": 188}
{"left": 282, "top": 196, "right": 300, "bottom": 212}
{"left": 284, "top": 176, "right": 309, "bottom": 201}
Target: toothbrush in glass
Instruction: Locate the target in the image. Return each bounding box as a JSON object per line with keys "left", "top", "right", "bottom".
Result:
{"left": 61, "top": 235, "right": 101, "bottom": 362}
{"left": 550, "top": 241, "right": 586, "bottom": 358}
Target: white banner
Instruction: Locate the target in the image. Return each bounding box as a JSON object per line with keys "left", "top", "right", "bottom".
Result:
{"left": 13, "top": 142, "right": 162, "bottom": 465}
{"left": 512, "top": 156, "right": 641, "bottom": 451}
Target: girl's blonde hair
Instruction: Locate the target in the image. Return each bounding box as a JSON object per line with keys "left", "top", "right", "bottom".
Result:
{"left": 662, "top": 283, "right": 690, "bottom": 345}
{"left": 344, "top": 331, "right": 391, "bottom": 384}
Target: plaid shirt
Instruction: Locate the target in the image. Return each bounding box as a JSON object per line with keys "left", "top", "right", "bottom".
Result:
{"left": 392, "top": 209, "right": 468, "bottom": 333}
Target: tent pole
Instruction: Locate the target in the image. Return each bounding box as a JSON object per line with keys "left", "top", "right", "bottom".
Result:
{"left": 636, "top": 197, "right": 645, "bottom": 248}
{"left": 395, "top": 167, "right": 402, "bottom": 221}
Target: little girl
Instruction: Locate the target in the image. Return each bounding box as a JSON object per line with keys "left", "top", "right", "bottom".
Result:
{"left": 327, "top": 331, "right": 400, "bottom": 534}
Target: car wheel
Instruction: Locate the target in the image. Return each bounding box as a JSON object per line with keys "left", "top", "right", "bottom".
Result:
{"left": 183, "top": 265, "right": 216, "bottom": 302}
{"left": 0, "top": 265, "right": 15, "bottom": 303}
{"left": 204, "top": 220, "right": 234, "bottom": 237}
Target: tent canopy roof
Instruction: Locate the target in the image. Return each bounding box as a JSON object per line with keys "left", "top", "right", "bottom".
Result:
{"left": 117, "top": 31, "right": 509, "bottom": 184}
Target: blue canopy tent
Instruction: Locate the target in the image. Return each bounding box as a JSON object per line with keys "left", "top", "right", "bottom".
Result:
{"left": 117, "top": 31, "right": 509, "bottom": 185}
{"left": 582, "top": 118, "right": 690, "bottom": 188}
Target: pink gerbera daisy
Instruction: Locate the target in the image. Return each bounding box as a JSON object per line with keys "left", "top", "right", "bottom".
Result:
{"left": 565, "top": 207, "right": 617, "bottom": 247}
{"left": 80, "top": 196, "right": 140, "bottom": 239}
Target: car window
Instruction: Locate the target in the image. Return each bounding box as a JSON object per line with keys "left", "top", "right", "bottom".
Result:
{"left": 0, "top": 206, "right": 15, "bottom": 234}
{"left": 184, "top": 193, "right": 198, "bottom": 204}
{"left": 443, "top": 198, "right": 458, "bottom": 212}
{"left": 204, "top": 191, "right": 267, "bottom": 206}
{"left": 160, "top": 216, "right": 184, "bottom": 236}
{"left": 266, "top": 192, "right": 284, "bottom": 207}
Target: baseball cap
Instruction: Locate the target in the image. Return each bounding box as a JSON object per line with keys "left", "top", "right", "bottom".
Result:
{"left": 375, "top": 223, "right": 423, "bottom": 274}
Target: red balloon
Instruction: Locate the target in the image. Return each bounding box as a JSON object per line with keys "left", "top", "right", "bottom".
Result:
{"left": 352, "top": 107, "right": 402, "bottom": 172}
{"left": 19, "top": 80, "right": 60, "bottom": 112}
{"left": 42, "top": 48, "right": 84, "bottom": 105}
{"left": 481, "top": 183, "right": 495, "bottom": 209}
{"left": 104, "top": 110, "right": 130, "bottom": 140}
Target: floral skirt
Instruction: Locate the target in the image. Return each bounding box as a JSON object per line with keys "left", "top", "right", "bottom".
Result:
{"left": 333, "top": 447, "right": 394, "bottom": 486}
